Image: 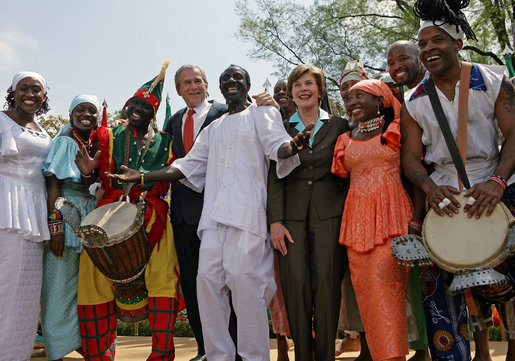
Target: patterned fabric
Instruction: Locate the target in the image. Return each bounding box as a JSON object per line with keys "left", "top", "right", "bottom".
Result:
{"left": 41, "top": 245, "right": 82, "bottom": 359}
{"left": 147, "top": 297, "right": 179, "bottom": 361}
{"left": 332, "top": 118, "right": 414, "bottom": 252}
{"left": 78, "top": 301, "right": 117, "bottom": 361}
{"left": 348, "top": 241, "right": 409, "bottom": 361}
{"left": 0, "top": 233, "right": 44, "bottom": 361}
{"left": 420, "top": 266, "right": 470, "bottom": 361}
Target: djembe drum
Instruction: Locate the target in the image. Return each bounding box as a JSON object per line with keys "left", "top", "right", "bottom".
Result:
{"left": 56, "top": 195, "right": 152, "bottom": 322}
{"left": 392, "top": 193, "right": 515, "bottom": 300}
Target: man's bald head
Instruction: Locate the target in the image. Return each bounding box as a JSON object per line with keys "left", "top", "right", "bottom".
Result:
{"left": 387, "top": 40, "right": 425, "bottom": 89}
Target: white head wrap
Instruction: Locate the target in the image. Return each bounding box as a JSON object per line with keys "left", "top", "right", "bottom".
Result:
{"left": 69, "top": 94, "right": 101, "bottom": 115}
{"left": 11, "top": 71, "right": 47, "bottom": 90}
{"left": 419, "top": 19, "right": 464, "bottom": 40}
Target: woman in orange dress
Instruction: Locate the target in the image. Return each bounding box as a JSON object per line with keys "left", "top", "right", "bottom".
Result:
{"left": 332, "top": 79, "right": 411, "bottom": 361}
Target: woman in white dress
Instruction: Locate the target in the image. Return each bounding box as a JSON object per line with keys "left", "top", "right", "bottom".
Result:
{"left": 0, "top": 71, "right": 52, "bottom": 361}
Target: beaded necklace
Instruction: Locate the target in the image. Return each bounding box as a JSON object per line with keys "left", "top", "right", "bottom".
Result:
{"left": 71, "top": 126, "right": 91, "bottom": 151}
{"left": 357, "top": 115, "right": 384, "bottom": 133}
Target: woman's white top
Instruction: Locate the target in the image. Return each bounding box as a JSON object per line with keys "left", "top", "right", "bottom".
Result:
{"left": 0, "top": 112, "right": 52, "bottom": 242}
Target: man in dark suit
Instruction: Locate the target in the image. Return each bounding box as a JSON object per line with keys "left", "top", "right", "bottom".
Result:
{"left": 163, "top": 64, "right": 228, "bottom": 361}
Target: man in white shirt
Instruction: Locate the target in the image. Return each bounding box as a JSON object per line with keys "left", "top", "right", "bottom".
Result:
{"left": 112, "top": 64, "right": 313, "bottom": 361}
{"left": 163, "top": 65, "right": 229, "bottom": 361}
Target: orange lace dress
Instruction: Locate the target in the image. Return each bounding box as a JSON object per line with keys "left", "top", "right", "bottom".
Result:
{"left": 331, "top": 118, "right": 412, "bottom": 361}
{"left": 332, "top": 118, "right": 413, "bottom": 252}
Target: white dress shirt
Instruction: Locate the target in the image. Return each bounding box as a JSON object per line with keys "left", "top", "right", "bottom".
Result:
{"left": 173, "top": 104, "right": 300, "bottom": 239}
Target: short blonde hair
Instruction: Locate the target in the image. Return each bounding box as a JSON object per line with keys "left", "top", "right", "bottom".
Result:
{"left": 286, "top": 64, "right": 326, "bottom": 104}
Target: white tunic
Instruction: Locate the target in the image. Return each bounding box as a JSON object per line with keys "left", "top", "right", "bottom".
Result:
{"left": 0, "top": 112, "right": 51, "bottom": 242}
{"left": 405, "top": 64, "right": 504, "bottom": 188}
{"left": 173, "top": 104, "right": 300, "bottom": 239}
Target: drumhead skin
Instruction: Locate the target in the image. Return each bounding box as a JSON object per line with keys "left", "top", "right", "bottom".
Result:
{"left": 81, "top": 201, "right": 138, "bottom": 240}
{"left": 423, "top": 193, "right": 512, "bottom": 272}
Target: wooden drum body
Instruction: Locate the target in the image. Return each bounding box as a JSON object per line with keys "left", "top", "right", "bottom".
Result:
{"left": 56, "top": 196, "right": 152, "bottom": 322}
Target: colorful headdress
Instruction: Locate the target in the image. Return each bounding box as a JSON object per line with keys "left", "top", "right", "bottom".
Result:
{"left": 339, "top": 60, "right": 368, "bottom": 88}
{"left": 123, "top": 59, "right": 170, "bottom": 115}
{"left": 350, "top": 79, "right": 402, "bottom": 120}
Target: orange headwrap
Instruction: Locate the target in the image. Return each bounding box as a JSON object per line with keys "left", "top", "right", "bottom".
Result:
{"left": 350, "top": 79, "right": 401, "bottom": 120}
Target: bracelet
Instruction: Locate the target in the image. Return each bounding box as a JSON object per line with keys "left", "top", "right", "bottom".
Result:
{"left": 487, "top": 175, "right": 506, "bottom": 191}
{"left": 408, "top": 220, "right": 423, "bottom": 233}
{"left": 48, "top": 211, "right": 63, "bottom": 222}
{"left": 140, "top": 171, "right": 145, "bottom": 187}
{"left": 48, "top": 211, "right": 64, "bottom": 235}
{"left": 49, "top": 222, "right": 64, "bottom": 235}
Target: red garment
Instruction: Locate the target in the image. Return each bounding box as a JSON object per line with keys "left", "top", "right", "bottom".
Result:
{"left": 78, "top": 301, "right": 117, "bottom": 361}
{"left": 91, "top": 126, "right": 171, "bottom": 247}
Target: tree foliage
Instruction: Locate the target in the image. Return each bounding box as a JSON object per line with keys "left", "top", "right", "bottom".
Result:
{"left": 38, "top": 114, "right": 69, "bottom": 138}
{"left": 237, "top": 0, "right": 514, "bottom": 95}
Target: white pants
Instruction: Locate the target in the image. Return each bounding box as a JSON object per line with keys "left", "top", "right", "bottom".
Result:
{"left": 0, "top": 231, "right": 43, "bottom": 361}
{"left": 197, "top": 225, "right": 275, "bottom": 361}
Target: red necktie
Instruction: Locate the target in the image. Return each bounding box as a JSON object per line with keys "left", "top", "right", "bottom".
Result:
{"left": 183, "top": 109, "right": 195, "bottom": 153}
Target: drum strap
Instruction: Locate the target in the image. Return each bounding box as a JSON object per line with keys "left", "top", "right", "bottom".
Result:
{"left": 425, "top": 62, "right": 473, "bottom": 190}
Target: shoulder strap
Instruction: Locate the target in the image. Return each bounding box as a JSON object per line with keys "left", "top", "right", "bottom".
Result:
{"left": 425, "top": 70, "right": 471, "bottom": 190}
{"left": 457, "top": 62, "right": 472, "bottom": 189}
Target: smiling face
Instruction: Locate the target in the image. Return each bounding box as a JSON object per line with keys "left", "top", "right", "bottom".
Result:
{"left": 291, "top": 72, "right": 319, "bottom": 111}
{"left": 219, "top": 66, "right": 250, "bottom": 103}
{"left": 273, "top": 79, "right": 290, "bottom": 108}
{"left": 176, "top": 67, "right": 208, "bottom": 108}
{"left": 418, "top": 26, "right": 462, "bottom": 78}
{"left": 71, "top": 102, "right": 98, "bottom": 133}
{"left": 13, "top": 77, "right": 46, "bottom": 114}
{"left": 340, "top": 79, "right": 359, "bottom": 107}
{"left": 127, "top": 97, "right": 154, "bottom": 128}
{"left": 387, "top": 43, "right": 422, "bottom": 88}
{"left": 347, "top": 89, "right": 382, "bottom": 123}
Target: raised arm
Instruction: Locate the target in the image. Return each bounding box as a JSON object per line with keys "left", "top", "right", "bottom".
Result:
{"left": 277, "top": 122, "right": 315, "bottom": 159}
{"left": 400, "top": 105, "right": 460, "bottom": 217}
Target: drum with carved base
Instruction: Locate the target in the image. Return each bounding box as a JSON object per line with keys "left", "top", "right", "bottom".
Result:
{"left": 56, "top": 196, "right": 152, "bottom": 322}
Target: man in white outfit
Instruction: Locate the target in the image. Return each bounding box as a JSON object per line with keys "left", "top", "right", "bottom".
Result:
{"left": 109, "top": 64, "right": 313, "bottom": 361}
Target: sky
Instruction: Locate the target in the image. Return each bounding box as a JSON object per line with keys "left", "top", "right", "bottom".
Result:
{"left": 0, "top": 0, "right": 288, "bottom": 128}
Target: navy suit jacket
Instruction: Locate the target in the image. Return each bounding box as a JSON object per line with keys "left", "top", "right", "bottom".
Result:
{"left": 164, "top": 100, "right": 228, "bottom": 225}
